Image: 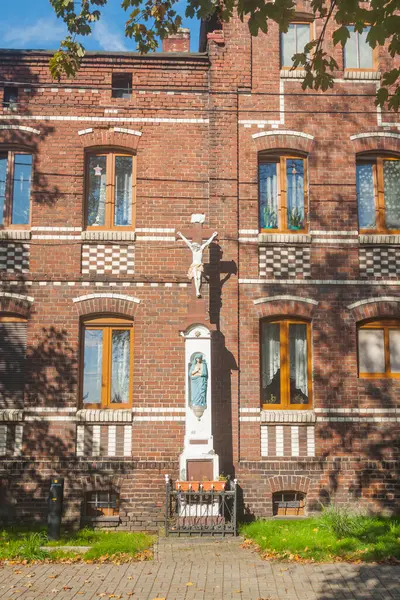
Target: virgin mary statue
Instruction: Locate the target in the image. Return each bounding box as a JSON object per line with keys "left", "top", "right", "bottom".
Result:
{"left": 189, "top": 353, "right": 208, "bottom": 420}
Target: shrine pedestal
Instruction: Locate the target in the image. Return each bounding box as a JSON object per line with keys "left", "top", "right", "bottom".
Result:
{"left": 179, "top": 324, "right": 219, "bottom": 481}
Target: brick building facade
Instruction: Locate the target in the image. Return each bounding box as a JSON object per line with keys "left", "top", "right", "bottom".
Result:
{"left": 0, "top": 5, "right": 399, "bottom": 529}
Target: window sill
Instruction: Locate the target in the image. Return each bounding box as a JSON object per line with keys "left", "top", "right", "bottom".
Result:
{"left": 81, "top": 231, "right": 136, "bottom": 242}
{"left": 280, "top": 69, "right": 307, "bottom": 79}
{"left": 261, "top": 410, "right": 316, "bottom": 423}
{"left": 0, "top": 409, "right": 24, "bottom": 422}
{"left": 258, "top": 233, "right": 311, "bottom": 244}
{"left": 76, "top": 409, "right": 132, "bottom": 422}
{"left": 359, "top": 234, "right": 400, "bottom": 245}
{"left": 0, "top": 230, "right": 31, "bottom": 240}
{"left": 344, "top": 70, "right": 381, "bottom": 80}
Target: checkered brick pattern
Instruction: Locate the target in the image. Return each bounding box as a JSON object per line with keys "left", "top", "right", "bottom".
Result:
{"left": 259, "top": 246, "right": 311, "bottom": 279}
{"left": 359, "top": 247, "right": 399, "bottom": 278}
{"left": 0, "top": 243, "right": 29, "bottom": 272}
{"left": 81, "top": 244, "right": 135, "bottom": 275}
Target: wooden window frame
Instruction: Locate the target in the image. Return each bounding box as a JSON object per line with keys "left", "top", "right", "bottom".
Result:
{"left": 280, "top": 21, "right": 312, "bottom": 70}
{"left": 85, "top": 151, "right": 136, "bottom": 231}
{"left": 0, "top": 150, "right": 32, "bottom": 230}
{"left": 358, "top": 319, "right": 400, "bottom": 379}
{"left": 259, "top": 154, "right": 308, "bottom": 233}
{"left": 357, "top": 156, "right": 400, "bottom": 234}
{"left": 261, "top": 318, "right": 313, "bottom": 410}
{"left": 343, "top": 26, "right": 378, "bottom": 72}
{"left": 80, "top": 316, "right": 134, "bottom": 409}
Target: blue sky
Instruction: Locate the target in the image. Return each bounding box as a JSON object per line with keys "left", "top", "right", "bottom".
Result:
{"left": 0, "top": 0, "right": 200, "bottom": 52}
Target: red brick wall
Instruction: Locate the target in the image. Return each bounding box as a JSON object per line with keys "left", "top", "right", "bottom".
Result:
{"left": 0, "top": 12, "right": 399, "bottom": 527}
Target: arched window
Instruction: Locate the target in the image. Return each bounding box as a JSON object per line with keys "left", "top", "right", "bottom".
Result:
{"left": 358, "top": 320, "right": 400, "bottom": 378}
{"left": 261, "top": 318, "right": 312, "bottom": 409}
{"left": 0, "top": 315, "right": 27, "bottom": 405}
{"left": 356, "top": 154, "right": 400, "bottom": 232}
{"left": 259, "top": 153, "right": 308, "bottom": 233}
{"left": 0, "top": 150, "right": 32, "bottom": 227}
{"left": 85, "top": 151, "right": 136, "bottom": 230}
{"left": 81, "top": 316, "right": 133, "bottom": 408}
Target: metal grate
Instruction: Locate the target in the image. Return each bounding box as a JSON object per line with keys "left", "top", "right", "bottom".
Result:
{"left": 165, "top": 477, "right": 238, "bottom": 536}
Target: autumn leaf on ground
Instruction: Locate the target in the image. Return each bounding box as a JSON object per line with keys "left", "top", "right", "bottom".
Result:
{"left": 186, "top": 582, "right": 194, "bottom": 586}
{"left": 51, "top": 589, "right": 59, "bottom": 593}
{"left": 63, "top": 586, "right": 72, "bottom": 590}
{"left": 13, "top": 570, "right": 22, "bottom": 574}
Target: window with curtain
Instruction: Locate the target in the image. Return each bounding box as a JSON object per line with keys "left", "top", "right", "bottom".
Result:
{"left": 0, "top": 151, "right": 32, "bottom": 227}
{"left": 0, "top": 315, "right": 27, "bottom": 406}
{"left": 344, "top": 26, "right": 374, "bottom": 70}
{"left": 358, "top": 320, "right": 400, "bottom": 378}
{"left": 86, "top": 152, "right": 135, "bottom": 229}
{"left": 81, "top": 316, "right": 133, "bottom": 408}
{"left": 259, "top": 155, "right": 307, "bottom": 232}
{"left": 356, "top": 156, "right": 400, "bottom": 232}
{"left": 280, "top": 23, "right": 311, "bottom": 68}
{"left": 261, "top": 319, "right": 312, "bottom": 409}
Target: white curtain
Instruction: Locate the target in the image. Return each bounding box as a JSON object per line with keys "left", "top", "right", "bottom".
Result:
{"left": 111, "top": 330, "right": 130, "bottom": 403}
{"left": 262, "top": 323, "right": 280, "bottom": 388}
{"left": 289, "top": 324, "right": 308, "bottom": 397}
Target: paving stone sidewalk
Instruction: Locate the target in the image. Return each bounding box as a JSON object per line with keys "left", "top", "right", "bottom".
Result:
{"left": 0, "top": 537, "right": 399, "bottom": 600}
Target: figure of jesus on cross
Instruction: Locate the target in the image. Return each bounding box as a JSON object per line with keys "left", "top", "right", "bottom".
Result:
{"left": 177, "top": 214, "right": 218, "bottom": 298}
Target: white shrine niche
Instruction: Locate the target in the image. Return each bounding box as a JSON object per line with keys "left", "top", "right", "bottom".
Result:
{"left": 179, "top": 324, "right": 219, "bottom": 481}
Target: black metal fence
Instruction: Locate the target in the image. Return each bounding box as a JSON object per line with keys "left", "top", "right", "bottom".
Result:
{"left": 165, "top": 478, "right": 238, "bottom": 536}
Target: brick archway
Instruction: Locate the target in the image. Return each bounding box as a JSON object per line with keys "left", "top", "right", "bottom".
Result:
{"left": 78, "top": 127, "right": 142, "bottom": 152}
{"left": 350, "top": 132, "right": 400, "bottom": 155}
{"left": 347, "top": 297, "right": 400, "bottom": 322}
{"left": 267, "top": 475, "right": 311, "bottom": 494}
{"left": 73, "top": 293, "right": 141, "bottom": 319}
{"left": 0, "top": 292, "right": 33, "bottom": 318}
{"left": 253, "top": 130, "right": 314, "bottom": 154}
{"left": 254, "top": 295, "right": 318, "bottom": 320}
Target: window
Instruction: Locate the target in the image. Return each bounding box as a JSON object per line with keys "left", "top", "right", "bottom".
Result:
{"left": 356, "top": 156, "right": 400, "bottom": 232}
{"left": 3, "top": 87, "right": 18, "bottom": 110}
{"left": 358, "top": 320, "right": 400, "bottom": 378}
{"left": 344, "top": 26, "right": 374, "bottom": 70}
{"left": 0, "top": 315, "right": 27, "bottom": 405}
{"left": 261, "top": 319, "right": 312, "bottom": 409}
{"left": 0, "top": 151, "right": 32, "bottom": 227}
{"left": 86, "top": 152, "right": 135, "bottom": 229}
{"left": 112, "top": 73, "right": 132, "bottom": 99}
{"left": 81, "top": 316, "right": 133, "bottom": 408}
{"left": 84, "top": 491, "right": 120, "bottom": 518}
{"left": 281, "top": 23, "right": 310, "bottom": 68}
{"left": 259, "top": 155, "right": 308, "bottom": 232}
{"left": 273, "top": 491, "right": 305, "bottom": 516}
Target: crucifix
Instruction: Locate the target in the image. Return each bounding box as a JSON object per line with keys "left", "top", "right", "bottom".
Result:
{"left": 176, "top": 214, "right": 218, "bottom": 299}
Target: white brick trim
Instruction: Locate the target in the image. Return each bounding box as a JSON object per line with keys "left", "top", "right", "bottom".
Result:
{"left": 240, "top": 279, "right": 400, "bottom": 285}
{"left": 0, "top": 409, "right": 24, "bottom": 422}
{"left": 350, "top": 132, "right": 400, "bottom": 141}
{"left": 4, "top": 115, "right": 208, "bottom": 125}
{"left": 113, "top": 127, "right": 142, "bottom": 137}
{"left": 32, "top": 226, "right": 82, "bottom": 232}
{"left": 291, "top": 426, "right": 299, "bottom": 457}
{"left": 81, "top": 230, "right": 136, "bottom": 241}
{"left": 344, "top": 71, "right": 381, "bottom": 81}
{"left": 108, "top": 425, "right": 116, "bottom": 457}
{"left": 360, "top": 234, "right": 400, "bottom": 245}
{"left": 123, "top": 425, "right": 132, "bottom": 457}
{"left": 78, "top": 128, "right": 94, "bottom": 136}
{"left": 254, "top": 295, "right": 318, "bottom": 306}
{"left": 92, "top": 425, "right": 101, "bottom": 456}
{"left": 252, "top": 129, "right": 314, "bottom": 141}
{"left": 14, "top": 425, "right": 23, "bottom": 457}
{"left": 0, "top": 230, "right": 31, "bottom": 240}
{"left": 76, "top": 426, "right": 85, "bottom": 457}
{"left": 276, "top": 425, "right": 284, "bottom": 456}
{"left": 76, "top": 409, "right": 132, "bottom": 422}
{"left": 258, "top": 233, "right": 311, "bottom": 244}
{"left": 0, "top": 291, "right": 34, "bottom": 303}
{"left": 261, "top": 411, "right": 316, "bottom": 423}
{"left": 132, "top": 416, "right": 186, "bottom": 422}
{"left": 0, "top": 124, "right": 40, "bottom": 135}
{"left": 347, "top": 296, "right": 400, "bottom": 310}
{"left": 72, "top": 293, "right": 140, "bottom": 304}
{"left": 307, "top": 426, "right": 315, "bottom": 457}
{"left": 0, "top": 425, "right": 7, "bottom": 455}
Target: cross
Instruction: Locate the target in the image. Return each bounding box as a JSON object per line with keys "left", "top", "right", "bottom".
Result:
{"left": 179, "top": 214, "right": 216, "bottom": 246}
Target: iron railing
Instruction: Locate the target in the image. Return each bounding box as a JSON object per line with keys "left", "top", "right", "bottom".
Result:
{"left": 165, "top": 477, "right": 238, "bottom": 536}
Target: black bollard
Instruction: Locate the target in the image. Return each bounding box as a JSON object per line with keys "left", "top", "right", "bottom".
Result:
{"left": 47, "top": 477, "right": 64, "bottom": 540}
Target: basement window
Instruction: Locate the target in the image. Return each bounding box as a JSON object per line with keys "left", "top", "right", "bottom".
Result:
{"left": 273, "top": 491, "right": 305, "bottom": 516}
{"left": 84, "top": 491, "right": 120, "bottom": 518}
{"left": 3, "top": 87, "right": 18, "bottom": 110}
{"left": 112, "top": 73, "right": 132, "bottom": 99}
